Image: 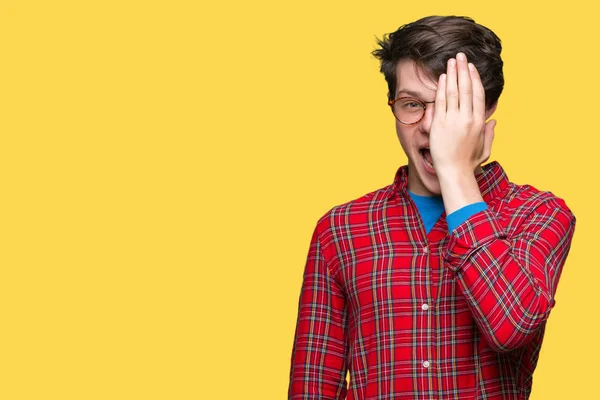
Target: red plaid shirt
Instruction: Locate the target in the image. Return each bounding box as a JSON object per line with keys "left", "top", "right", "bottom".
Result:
{"left": 288, "top": 161, "right": 576, "bottom": 400}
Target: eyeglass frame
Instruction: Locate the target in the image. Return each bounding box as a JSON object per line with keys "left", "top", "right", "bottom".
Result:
{"left": 387, "top": 96, "right": 436, "bottom": 125}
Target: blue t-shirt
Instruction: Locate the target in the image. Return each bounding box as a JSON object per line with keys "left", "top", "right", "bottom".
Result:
{"left": 408, "top": 191, "right": 488, "bottom": 234}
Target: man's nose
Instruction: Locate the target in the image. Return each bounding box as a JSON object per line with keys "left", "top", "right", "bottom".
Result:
{"left": 419, "top": 103, "right": 435, "bottom": 134}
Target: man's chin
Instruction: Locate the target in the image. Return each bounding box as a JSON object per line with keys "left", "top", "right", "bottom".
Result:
{"left": 421, "top": 171, "right": 442, "bottom": 194}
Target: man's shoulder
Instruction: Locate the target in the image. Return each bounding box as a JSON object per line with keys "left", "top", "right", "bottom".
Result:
{"left": 314, "top": 183, "right": 395, "bottom": 233}
{"left": 499, "top": 179, "right": 575, "bottom": 221}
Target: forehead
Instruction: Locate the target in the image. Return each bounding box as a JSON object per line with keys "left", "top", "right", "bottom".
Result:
{"left": 394, "top": 59, "right": 437, "bottom": 98}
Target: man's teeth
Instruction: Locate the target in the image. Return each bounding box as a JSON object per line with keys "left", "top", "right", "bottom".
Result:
{"left": 422, "top": 149, "right": 433, "bottom": 168}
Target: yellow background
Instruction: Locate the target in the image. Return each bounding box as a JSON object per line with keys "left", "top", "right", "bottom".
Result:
{"left": 1, "top": 0, "right": 597, "bottom": 398}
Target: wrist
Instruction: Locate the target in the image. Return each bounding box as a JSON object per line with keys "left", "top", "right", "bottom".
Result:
{"left": 436, "top": 167, "right": 484, "bottom": 215}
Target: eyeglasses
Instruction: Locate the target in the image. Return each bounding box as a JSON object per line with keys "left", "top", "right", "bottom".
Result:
{"left": 388, "top": 96, "right": 435, "bottom": 125}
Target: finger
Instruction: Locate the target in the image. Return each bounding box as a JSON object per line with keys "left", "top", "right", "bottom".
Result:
{"left": 434, "top": 73, "right": 447, "bottom": 119}
{"left": 479, "top": 119, "right": 496, "bottom": 164}
{"left": 457, "top": 53, "right": 473, "bottom": 116}
{"left": 446, "top": 58, "right": 458, "bottom": 111}
{"left": 469, "top": 62, "right": 486, "bottom": 120}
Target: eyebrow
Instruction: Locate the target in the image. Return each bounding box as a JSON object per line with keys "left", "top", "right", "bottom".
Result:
{"left": 395, "top": 89, "right": 425, "bottom": 99}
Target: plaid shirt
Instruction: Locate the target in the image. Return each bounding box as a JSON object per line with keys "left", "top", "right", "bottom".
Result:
{"left": 288, "top": 161, "right": 576, "bottom": 400}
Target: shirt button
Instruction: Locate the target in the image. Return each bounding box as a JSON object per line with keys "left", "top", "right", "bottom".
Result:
{"left": 423, "top": 361, "right": 430, "bottom": 368}
{"left": 421, "top": 303, "right": 429, "bottom": 311}
{"left": 423, "top": 246, "right": 429, "bottom": 254}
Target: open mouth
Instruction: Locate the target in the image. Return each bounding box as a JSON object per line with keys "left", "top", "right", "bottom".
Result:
{"left": 419, "top": 147, "right": 435, "bottom": 173}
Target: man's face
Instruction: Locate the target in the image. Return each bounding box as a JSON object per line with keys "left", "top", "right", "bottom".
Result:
{"left": 393, "top": 59, "right": 441, "bottom": 196}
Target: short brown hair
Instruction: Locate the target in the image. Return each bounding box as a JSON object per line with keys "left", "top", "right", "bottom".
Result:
{"left": 372, "top": 16, "right": 504, "bottom": 109}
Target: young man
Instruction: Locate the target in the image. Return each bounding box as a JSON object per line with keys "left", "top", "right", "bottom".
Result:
{"left": 288, "top": 16, "right": 576, "bottom": 400}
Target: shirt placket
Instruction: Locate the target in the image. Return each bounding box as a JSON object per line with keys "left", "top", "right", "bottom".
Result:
{"left": 418, "top": 239, "right": 437, "bottom": 398}
{"left": 419, "top": 220, "right": 448, "bottom": 399}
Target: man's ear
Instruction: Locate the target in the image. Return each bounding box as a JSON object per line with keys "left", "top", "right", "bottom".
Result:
{"left": 485, "top": 101, "right": 498, "bottom": 120}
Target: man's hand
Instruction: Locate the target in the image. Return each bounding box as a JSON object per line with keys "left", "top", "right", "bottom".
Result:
{"left": 430, "top": 52, "right": 497, "bottom": 215}
{"left": 429, "top": 52, "right": 496, "bottom": 174}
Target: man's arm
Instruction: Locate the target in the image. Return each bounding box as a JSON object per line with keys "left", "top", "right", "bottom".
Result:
{"left": 444, "top": 198, "right": 576, "bottom": 352}
{"left": 430, "top": 53, "right": 576, "bottom": 352}
{"left": 288, "top": 224, "right": 349, "bottom": 399}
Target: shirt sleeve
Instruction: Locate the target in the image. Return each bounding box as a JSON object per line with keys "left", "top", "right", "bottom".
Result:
{"left": 447, "top": 202, "right": 488, "bottom": 233}
{"left": 288, "top": 224, "right": 349, "bottom": 399}
{"left": 444, "top": 198, "right": 576, "bottom": 352}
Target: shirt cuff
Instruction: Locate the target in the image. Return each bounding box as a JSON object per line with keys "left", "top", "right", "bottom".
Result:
{"left": 446, "top": 202, "right": 488, "bottom": 233}
{"left": 444, "top": 208, "right": 507, "bottom": 272}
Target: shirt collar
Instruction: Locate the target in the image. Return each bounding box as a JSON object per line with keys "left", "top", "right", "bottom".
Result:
{"left": 386, "top": 161, "right": 509, "bottom": 204}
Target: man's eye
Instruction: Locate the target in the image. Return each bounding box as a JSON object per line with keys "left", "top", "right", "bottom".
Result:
{"left": 401, "top": 101, "right": 421, "bottom": 108}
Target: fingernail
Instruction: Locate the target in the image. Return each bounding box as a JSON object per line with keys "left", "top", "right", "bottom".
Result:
{"left": 468, "top": 63, "right": 475, "bottom": 71}
{"left": 449, "top": 58, "right": 456, "bottom": 66}
{"left": 457, "top": 52, "right": 466, "bottom": 61}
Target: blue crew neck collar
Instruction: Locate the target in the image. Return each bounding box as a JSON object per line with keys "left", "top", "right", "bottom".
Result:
{"left": 408, "top": 190, "right": 443, "bottom": 200}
